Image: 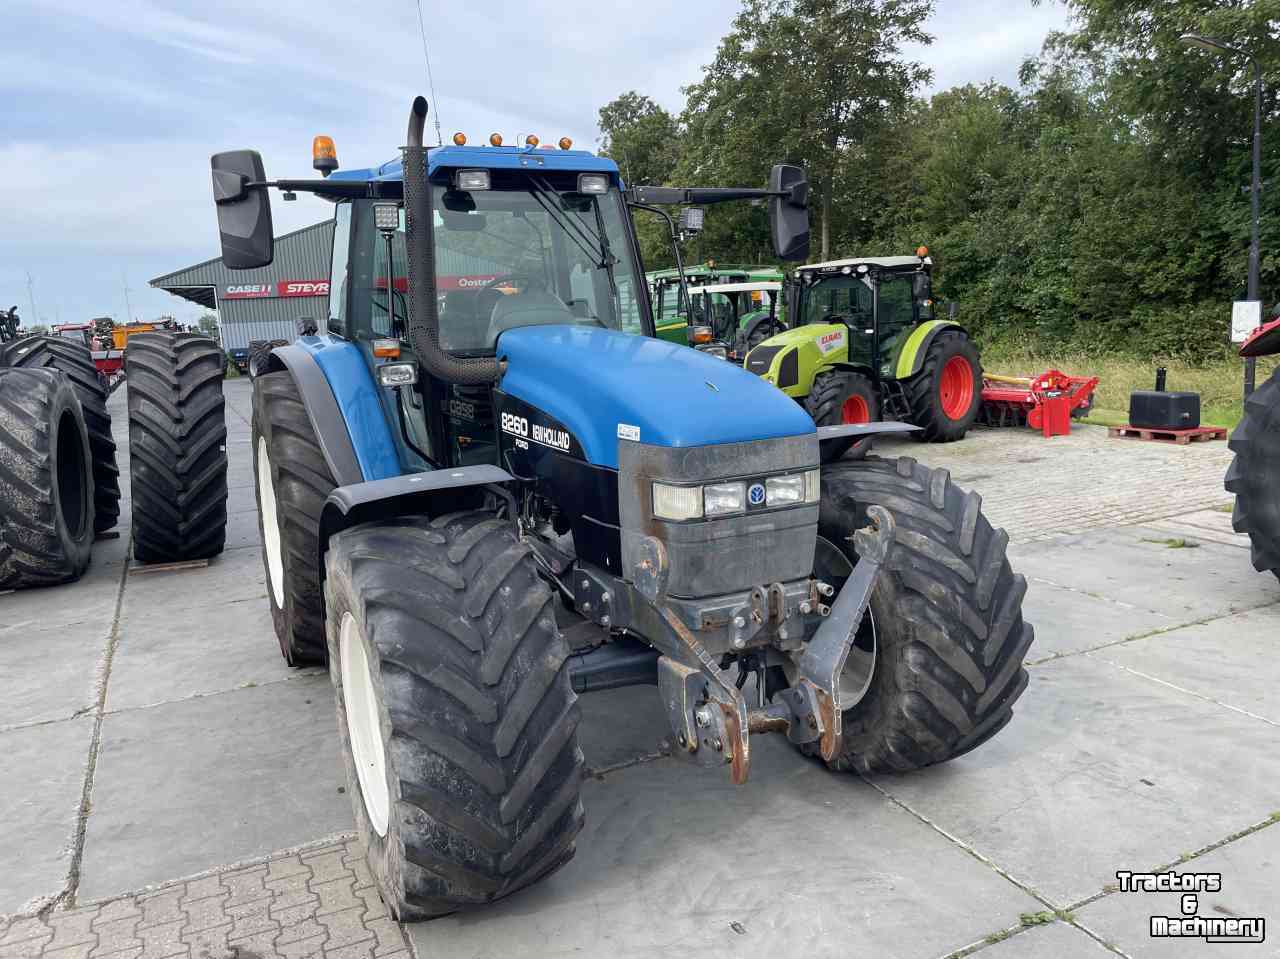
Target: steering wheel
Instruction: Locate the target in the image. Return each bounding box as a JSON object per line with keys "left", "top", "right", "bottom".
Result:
{"left": 473, "top": 274, "right": 545, "bottom": 325}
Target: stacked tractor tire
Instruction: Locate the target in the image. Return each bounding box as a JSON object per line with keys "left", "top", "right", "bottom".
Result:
{"left": 0, "top": 331, "right": 228, "bottom": 591}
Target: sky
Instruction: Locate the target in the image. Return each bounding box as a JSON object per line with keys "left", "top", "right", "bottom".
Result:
{"left": 0, "top": 0, "right": 1071, "bottom": 329}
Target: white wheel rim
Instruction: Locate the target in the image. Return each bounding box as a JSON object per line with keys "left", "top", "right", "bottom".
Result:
{"left": 340, "top": 612, "right": 391, "bottom": 837}
{"left": 257, "top": 436, "right": 285, "bottom": 606}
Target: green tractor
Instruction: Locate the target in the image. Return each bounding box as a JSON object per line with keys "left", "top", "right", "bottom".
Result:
{"left": 649, "top": 263, "right": 785, "bottom": 352}
{"left": 744, "top": 250, "right": 982, "bottom": 442}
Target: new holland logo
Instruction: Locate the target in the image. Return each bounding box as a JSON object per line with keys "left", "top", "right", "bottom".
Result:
{"left": 748, "top": 483, "right": 767, "bottom": 506}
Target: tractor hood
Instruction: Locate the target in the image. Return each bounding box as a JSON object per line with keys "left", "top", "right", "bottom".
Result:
{"left": 496, "top": 325, "right": 815, "bottom": 469}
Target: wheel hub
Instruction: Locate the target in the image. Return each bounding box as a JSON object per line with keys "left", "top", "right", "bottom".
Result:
{"left": 257, "top": 436, "right": 285, "bottom": 606}
{"left": 939, "top": 355, "right": 975, "bottom": 419}
{"left": 339, "top": 612, "right": 391, "bottom": 837}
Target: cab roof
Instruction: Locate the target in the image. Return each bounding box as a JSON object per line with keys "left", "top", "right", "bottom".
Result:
{"left": 687, "top": 281, "right": 781, "bottom": 294}
{"left": 799, "top": 255, "right": 931, "bottom": 271}
{"left": 328, "top": 144, "right": 620, "bottom": 184}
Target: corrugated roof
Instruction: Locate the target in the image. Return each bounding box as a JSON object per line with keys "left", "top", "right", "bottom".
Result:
{"left": 150, "top": 220, "right": 334, "bottom": 304}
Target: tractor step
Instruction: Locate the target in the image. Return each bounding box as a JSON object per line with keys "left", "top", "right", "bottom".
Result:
{"left": 1108, "top": 424, "right": 1227, "bottom": 445}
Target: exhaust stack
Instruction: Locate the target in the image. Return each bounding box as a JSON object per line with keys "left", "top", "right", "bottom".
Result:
{"left": 402, "top": 96, "right": 502, "bottom": 385}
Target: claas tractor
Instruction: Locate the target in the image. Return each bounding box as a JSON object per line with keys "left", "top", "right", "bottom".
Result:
{"left": 209, "top": 97, "right": 1032, "bottom": 920}
{"left": 1226, "top": 315, "right": 1280, "bottom": 585}
{"left": 745, "top": 250, "right": 983, "bottom": 442}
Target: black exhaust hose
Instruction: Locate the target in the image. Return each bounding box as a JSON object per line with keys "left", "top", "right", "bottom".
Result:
{"left": 402, "top": 96, "right": 502, "bottom": 384}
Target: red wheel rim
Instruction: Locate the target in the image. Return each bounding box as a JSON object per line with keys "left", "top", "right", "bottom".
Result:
{"left": 939, "top": 355, "right": 975, "bottom": 419}
{"left": 841, "top": 395, "right": 870, "bottom": 424}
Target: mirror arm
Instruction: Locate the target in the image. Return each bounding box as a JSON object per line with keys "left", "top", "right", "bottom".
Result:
{"left": 630, "top": 202, "right": 692, "bottom": 321}
{"left": 244, "top": 178, "right": 400, "bottom": 200}
{"left": 628, "top": 185, "right": 790, "bottom": 206}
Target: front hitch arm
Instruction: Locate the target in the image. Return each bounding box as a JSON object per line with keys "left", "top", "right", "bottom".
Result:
{"left": 783, "top": 505, "right": 894, "bottom": 762}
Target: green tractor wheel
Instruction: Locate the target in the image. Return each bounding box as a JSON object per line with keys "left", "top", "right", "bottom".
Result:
{"left": 905, "top": 331, "right": 982, "bottom": 442}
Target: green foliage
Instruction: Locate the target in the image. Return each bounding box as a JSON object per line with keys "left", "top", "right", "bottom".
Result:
{"left": 596, "top": 0, "right": 1278, "bottom": 362}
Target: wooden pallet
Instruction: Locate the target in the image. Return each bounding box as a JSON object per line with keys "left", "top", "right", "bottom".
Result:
{"left": 1108, "top": 424, "right": 1227, "bottom": 445}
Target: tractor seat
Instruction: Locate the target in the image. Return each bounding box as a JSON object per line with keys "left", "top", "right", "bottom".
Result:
{"left": 485, "top": 291, "right": 576, "bottom": 346}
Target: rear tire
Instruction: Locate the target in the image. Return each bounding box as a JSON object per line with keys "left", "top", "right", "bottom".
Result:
{"left": 126, "top": 332, "right": 228, "bottom": 564}
{"left": 253, "top": 371, "right": 337, "bottom": 665}
{"left": 905, "top": 332, "right": 981, "bottom": 442}
{"left": 0, "top": 335, "right": 120, "bottom": 533}
{"left": 1225, "top": 369, "right": 1280, "bottom": 584}
{"left": 325, "top": 513, "right": 585, "bottom": 920}
{"left": 248, "top": 340, "right": 288, "bottom": 379}
{"left": 0, "top": 369, "right": 95, "bottom": 588}
{"left": 807, "top": 455, "right": 1033, "bottom": 772}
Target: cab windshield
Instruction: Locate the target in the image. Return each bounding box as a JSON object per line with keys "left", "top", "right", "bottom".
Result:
{"left": 799, "top": 274, "right": 873, "bottom": 327}
{"left": 338, "top": 172, "right": 646, "bottom": 351}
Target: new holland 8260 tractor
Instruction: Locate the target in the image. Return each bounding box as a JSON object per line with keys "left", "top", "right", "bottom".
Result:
{"left": 210, "top": 97, "right": 1033, "bottom": 920}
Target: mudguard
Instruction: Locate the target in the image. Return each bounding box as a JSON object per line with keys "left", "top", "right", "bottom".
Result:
{"left": 1240, "top": 316, "right": 1280, "bottom": 358}
{"left": 263, "top": 336, "right": 400, "bottom": 483}
{"left": 891, "top": 320, "right": 965, "bottom": 380}
{"left": 318, "top": 464, "right": 516, "bottom": 567}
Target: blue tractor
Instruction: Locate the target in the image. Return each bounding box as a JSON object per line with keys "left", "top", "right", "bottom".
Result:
{"left": 209, "top": 97, "right": 1033, "bottom": 920}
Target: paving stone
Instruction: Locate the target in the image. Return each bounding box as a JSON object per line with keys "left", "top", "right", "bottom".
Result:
{"left": 273, "top": 934, "right": 326, "bottom": 959}
{"left": 133, "top": 920, "right": 184, "bottom": 959}
{"left": 0, "top": 717, "right": 93, "bottom": 916}
{"left": 309, "top": 882, "right": 358, "bottom": 920}
{"left": 219, "top": 871, "right": 269, "bottom": 911}
{"left": 0, "top": 919, "right": 53, "bottom": 947}
{"left": 90, "top": 904, "right": 140, "bottom": 929}
{"left": 313, "top": 908, "right": 370, "bottom": 951}
{"left": 135, "top": 891, "right": 183, "bottom": 931}
{"left": 1075, "top": 823, "right": 1280, "bottom": 958}
{"left": 967, "top": 921, "right": 1115, "bottom": 956}
{"left": 223, "top": 900, "right": 276, "bottom": 943}
{"left": 181, "top": 897, "right": 231, "bottom": 936}
{"left": 0, "top": 937, "right": 53, "bottom": 959}
{"left": 869, "top": 654, "right": 1280, "bottom": 906}
{"left": 179, "top": 922, "right": 230, "bottom": 959}
{"left": 87, "top": 917, "right": 140, "bottom": 957}
{"left": 299, "top": 855, "right": 348, "bottom": 889}
{"left": 46, "top": 911, "right": 98, "bottom": 951}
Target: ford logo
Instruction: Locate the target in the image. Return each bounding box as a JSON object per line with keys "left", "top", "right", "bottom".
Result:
{"left": 748, "top": 483, "right": 766, "bottom": 506}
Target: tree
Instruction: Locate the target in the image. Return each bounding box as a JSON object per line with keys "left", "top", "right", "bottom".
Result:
{"left": 196, "top": 313, "right": 220, "bottom": 342}
{"left": 681, "top": 0, "right": 934, "bottom": 259}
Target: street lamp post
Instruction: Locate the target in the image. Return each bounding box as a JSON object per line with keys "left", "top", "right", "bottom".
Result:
{"left": 1180, "top": 32, "right": 1263, "bottom": 398}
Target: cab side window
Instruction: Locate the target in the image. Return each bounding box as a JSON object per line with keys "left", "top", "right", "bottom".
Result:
{"left": 328, "top": 202, "right": 352, "bottom": 335}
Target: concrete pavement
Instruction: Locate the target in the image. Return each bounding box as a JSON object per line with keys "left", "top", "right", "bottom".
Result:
{"left": 1, "top": 378, "right": 1276, "bottom": 959}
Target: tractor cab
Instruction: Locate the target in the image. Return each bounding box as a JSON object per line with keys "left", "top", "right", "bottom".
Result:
{"left": 648, "top": 264, "right": 784, "bottom": 350}
{"left": 684, "top": 280, "right": 783, "bottom": 360}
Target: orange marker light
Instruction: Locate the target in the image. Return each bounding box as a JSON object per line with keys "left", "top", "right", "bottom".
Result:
{"left": 916, "top": 245, "right": 929, "bottom": 257}
{"left": 312, "top": 135, "right": 338, "bottom": 175}
{"left": 372, "top": 339, "right": 401, "bottom": 359}
{"left": 690, "top": 326, "right": 714, "bottom": 344}
{"left": 525, "top": 134, "right": 540, "bottom": 147}
{"left": 558, "top": 137, "right": 573, "bottom": 150}
{"left": 452, "top": 132, "right": 467, "bottom": 146}
{"left": 489, "top": 133, "right": 503, "bottom": 147}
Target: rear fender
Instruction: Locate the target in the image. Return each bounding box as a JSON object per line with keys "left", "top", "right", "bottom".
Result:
{"left": 264, "top": 336, "right": 400, "bottom": 484}
{"left": 318, "top": 465, "right": 517, "bottom": 573}
{"left": 892, "top": 321, "right": 966, "bottom": 380}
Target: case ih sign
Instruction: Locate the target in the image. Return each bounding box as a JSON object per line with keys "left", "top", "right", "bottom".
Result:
{"left": 221, "top": 280, "right": 330, "bottom": 300}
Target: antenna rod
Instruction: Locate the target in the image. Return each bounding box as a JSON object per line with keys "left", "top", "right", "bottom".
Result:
{"left": 414, "top": 0, "right": 445, "bottom": 145}
{"left": 26, "top": 271, "right": 38, "bottom": 325}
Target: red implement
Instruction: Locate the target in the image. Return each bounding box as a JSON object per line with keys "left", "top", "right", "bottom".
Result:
{"left": 979, "top": 370, "right": 1099, "bottom": 436}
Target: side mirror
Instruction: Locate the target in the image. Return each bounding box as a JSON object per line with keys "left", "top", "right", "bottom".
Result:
{"left": 912, "top": 272, "right": 931, "bottom": 300}
{"left": 211, "top": 150, "right": 274, "bottom": 269}
{"left": 768, "top": 164, "right": 809, "bottom": 262}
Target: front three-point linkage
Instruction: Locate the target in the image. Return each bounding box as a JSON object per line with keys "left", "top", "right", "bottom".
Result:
{"left": 657, "top": 507, "right": 895, "bottom": 783}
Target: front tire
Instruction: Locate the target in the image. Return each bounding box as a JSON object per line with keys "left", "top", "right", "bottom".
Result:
{"left": 252, "top": 371, "right": 337, "bottom": 665}
{"left": 1225, "top": 369, "right": 1280, "bottom": 584}
{"left": 325, "top": 513, "right": 585, "bottom": 920}
{"left": 905, "top": 332, "right": 982, "bottom": 442}
{"left": 809, "top": 455, "right": 1033, "bottom": 772}
{"left": 126, "top": 332, "right": 228, "bottom": 564}
{"left": 0, "top": 369, "right": 95, "bottom": 588}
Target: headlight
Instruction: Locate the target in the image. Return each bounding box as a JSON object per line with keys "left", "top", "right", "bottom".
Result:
{"left": 766, "top": 474, "right": 805, "bottom": 506}
{"left": 703, "top": 482, "right": 745, "bottom": 516}
{"left": 376, "top": 362, "right": 417, "bottom": 387}
{"left": 653, "top": 483, "right": 702, "bottom": 521}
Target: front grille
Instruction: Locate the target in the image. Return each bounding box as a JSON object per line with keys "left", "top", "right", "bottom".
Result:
{"left": 617, "top": 435, "right": 819, "bottom": 598}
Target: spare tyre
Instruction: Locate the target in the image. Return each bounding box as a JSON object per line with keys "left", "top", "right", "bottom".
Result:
{"left": 0, "top": 368, "right": 95, "bottom": 588}
{"left": 0, "top": 335, "right": 120, "bottom": 533}
{"left": 126, "top": 332, "right": 228, "bottom": 564}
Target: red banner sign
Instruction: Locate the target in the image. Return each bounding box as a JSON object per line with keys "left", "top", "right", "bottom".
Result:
{"left": 220, "top": 280, "right": 330, "bottom": 300}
